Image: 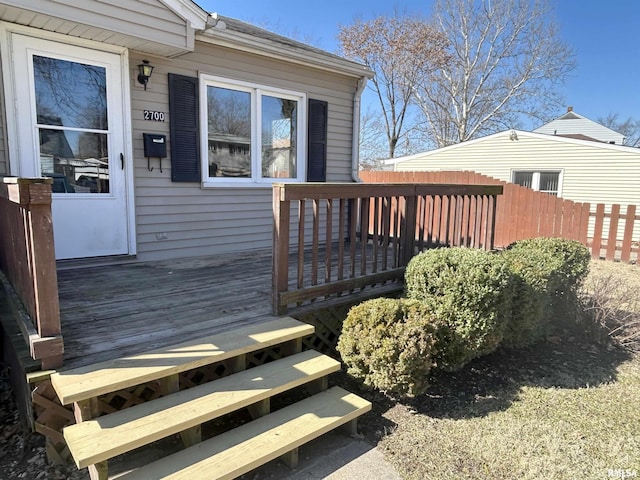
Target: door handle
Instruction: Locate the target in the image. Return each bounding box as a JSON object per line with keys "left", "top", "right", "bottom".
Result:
{"left": 120, "top": 153, "right": 124, "bottom": 170}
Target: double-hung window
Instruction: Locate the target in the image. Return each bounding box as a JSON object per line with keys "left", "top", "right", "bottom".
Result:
{"left": 200, "top": 74, "right": 306, "bottom": 185}
{"left": 512, "top": 170, "right": 562, "bottom": 196}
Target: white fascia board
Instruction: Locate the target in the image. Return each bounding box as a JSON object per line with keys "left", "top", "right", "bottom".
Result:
{"left": 196, "top": 29, "right": 373, "bottom": 80}
{"left": 159, "top": 0, "right": 208, "bottom": 29}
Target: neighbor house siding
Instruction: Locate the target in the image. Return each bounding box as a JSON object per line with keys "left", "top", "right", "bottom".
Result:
{"left": 129, "top": 43, "right": 358, "bottom": 261}
{"left": 0, "top": 0, "right": 192, "bottom": 56}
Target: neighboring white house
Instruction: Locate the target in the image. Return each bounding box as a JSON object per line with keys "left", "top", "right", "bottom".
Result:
{"left": 0, "top": 1, "right": 372, "bottom": 261}
{"left": 385, "top": 130, "right": 640, "bottom": 213}
{"left": 534, "top": 107, "right": 625, "bottom": 144}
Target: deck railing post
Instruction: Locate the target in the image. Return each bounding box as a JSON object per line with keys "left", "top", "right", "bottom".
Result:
{"left": 400, "top": 192, "right": 418, "bottom": 266}
{"left": 0, "top": 177, "right": 63, "bottom": 369}
{"left": 272, "top": 184, "right": 291, "bottom": 315}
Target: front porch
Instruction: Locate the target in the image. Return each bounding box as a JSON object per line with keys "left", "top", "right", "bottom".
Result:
{"left": 0, "top": 178, "right": 502, "bottom": 478}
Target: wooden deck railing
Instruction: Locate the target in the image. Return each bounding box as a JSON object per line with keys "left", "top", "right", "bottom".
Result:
{"left": 363, "top": 171, "right": 640, "bottom": 263}
{"left": 272, "top": 182, "right": 503, "bottom": 314}
{"left": 0, "top": 177, "right": 63, "bottom": 369}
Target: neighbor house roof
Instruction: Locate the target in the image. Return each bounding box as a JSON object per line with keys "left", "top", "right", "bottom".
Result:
{"left": 533, "top": 108, "right": 625, "bottom": 144}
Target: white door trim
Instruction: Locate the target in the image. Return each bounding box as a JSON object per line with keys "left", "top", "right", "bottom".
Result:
{"left": 0, "top": 22, "right": 137, "bottom": 256}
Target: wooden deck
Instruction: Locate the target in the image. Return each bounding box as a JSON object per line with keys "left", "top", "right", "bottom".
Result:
{"left": 56, "top": 246, "right": 401, "bottom": 369}
{"left": 57, "top": 249, "right": 280, "bottom": 368}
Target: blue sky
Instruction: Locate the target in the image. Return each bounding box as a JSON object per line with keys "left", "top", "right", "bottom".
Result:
{"left": 198, "top": 0, "right": 640, "bottom": 126}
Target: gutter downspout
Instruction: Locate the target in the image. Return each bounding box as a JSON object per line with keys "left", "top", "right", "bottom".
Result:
{"left": 351, "top": 76, "right": 368, "bottom": 183}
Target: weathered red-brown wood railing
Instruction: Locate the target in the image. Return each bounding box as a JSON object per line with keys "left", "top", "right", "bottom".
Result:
{"left": 272, "top": 182, "right": 503, "bottom": 315}
{"left": 362, "top": 170, "right": 640, "bottom": 263}
{"left": 0, "top": 177, "right": 63, "bottom": 369}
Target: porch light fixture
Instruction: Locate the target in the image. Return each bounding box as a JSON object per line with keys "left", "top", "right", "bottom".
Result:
{"left": 137, "top": 60, "right": 154, "bottom": 90}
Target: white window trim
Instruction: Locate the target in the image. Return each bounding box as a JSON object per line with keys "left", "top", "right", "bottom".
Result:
{"left": 199, "top": 73, "right": 307, "bottom": 187}
{"left": 511, "top": 169, "right": 564, "bottom": 197}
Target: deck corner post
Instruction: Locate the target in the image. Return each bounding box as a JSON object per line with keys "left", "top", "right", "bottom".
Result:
{"left": 400, "top": 194, "right": 418, "bottom": 266}
{"left": 272, "top": 184, "right": 291, "bottom": 315}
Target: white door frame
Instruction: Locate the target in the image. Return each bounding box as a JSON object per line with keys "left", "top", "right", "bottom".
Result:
{"left": 0, "top": 22, "right": 137, "bottom": 257}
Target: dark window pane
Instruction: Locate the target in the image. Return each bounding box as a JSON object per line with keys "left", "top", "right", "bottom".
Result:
{"left": 539, "top": 172, "right": 559, "bottom": 195}
{"left": 39, "top": 129, "right": 109, "bottom": 193}
{"left": 33, "top": 56, "right": 108, "bottom": 130}
{"left": 261, "top": 95, "right": 297, "bottom": 178}
{"left": 207, "top": 86, "right": 251, "bottom": 177}
{"left": 513, "top": 171, "right": 534, "bottom": 188}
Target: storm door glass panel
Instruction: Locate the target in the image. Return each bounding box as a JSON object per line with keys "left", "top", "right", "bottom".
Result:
{"left": 261, "top": 95, "right": 297, "bottom": 179}
{"left": 33, "top": 55, "right": 109, "bottom": 193}
{"left": 207, "top": 85, "right": 251, "bottom": 178}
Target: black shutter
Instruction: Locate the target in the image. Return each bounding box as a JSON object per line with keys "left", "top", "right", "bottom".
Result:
{"left": 306, "top": 98, "right": 328, "bottom": 182}
{"left": 168, "top": 73, "right": 200, "bottom": 182}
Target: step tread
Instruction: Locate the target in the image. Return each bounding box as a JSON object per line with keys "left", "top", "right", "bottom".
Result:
{"left": 64, "top": 350, "right": 340, "bottom": 468}
{"left": 51, "top": 317, "right": 313, "bottom": 405}
{"left": 118, "top": 386, "right": 372, "bottom": 480}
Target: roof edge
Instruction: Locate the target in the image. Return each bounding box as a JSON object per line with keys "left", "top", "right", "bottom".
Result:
{"left": 196, "top": 20, "right": 373, "bottom": 79}
{"left": 159, "top": 0, "right": 208, "bottom": 30}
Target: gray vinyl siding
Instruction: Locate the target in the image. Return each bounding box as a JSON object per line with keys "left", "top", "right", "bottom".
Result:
{"left": 0, "top": 0, "right": 192, "bottom": 56}
{"left": 0, "top": 52, "right": 7, "bottom": 175}
{"left": 393, "top": 131, "right": 640, "bottom": 238}
{"left": 130, "top": 43, "right": 358, "bottom": 261}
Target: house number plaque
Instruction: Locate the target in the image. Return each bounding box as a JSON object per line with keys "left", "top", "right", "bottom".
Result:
{"left": 144, "top": 110, "right": 166, "bottom": 121}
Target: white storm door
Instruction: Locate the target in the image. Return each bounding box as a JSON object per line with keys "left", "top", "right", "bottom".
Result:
{"left": 12, "top": 34, "right": 129, "bottom": 260}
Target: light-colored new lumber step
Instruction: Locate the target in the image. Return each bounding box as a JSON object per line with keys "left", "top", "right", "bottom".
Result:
{"left": 118, "top": 386, "right": 372, "bottom": 480}
{"left": 51, "top": 317, "right": 313, "bottom": 405}
{"left": 64, "top": 350, "right": 340, "bottom": 469}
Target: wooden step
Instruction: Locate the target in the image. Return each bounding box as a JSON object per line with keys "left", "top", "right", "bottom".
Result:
{"left": 63, "top": 350, "right": 340, "bottom": 469}
{"left": 117, "top": 387, "right": 372, "bottom": 480}
{"left": 51, "top": 317, "right": 313, "bottom": 405}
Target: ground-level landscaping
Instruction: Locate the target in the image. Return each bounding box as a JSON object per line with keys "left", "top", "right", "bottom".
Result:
{"left": 351, "top": 258, "right": 640, "bottom": 479}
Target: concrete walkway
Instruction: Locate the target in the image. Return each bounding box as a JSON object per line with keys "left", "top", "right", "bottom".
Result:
{"left": 246, "top": 431, "right": 402, "bottom": 480}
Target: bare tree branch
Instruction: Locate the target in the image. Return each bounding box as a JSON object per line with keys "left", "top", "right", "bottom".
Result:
{"left": 338, "top": 15, "right": 449, "bottom": 158}
{"left": 416, "top": 0, "right": 575, "bottom": 147}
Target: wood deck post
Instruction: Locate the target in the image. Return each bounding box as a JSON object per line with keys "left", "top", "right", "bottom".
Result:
{"left": 272, "top": 184, "right": 291, "bottom": 315}
{"left": 0, "top": 177, "right": 63, "bottom": 369}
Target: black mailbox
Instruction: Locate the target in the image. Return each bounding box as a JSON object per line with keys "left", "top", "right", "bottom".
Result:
{"left": 143, "top": 133, "right": 167, "bottom": 158}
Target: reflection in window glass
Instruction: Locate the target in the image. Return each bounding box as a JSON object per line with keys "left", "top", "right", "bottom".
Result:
{"left": 34, "top": 55, "right": 110, "bottom": 193}
{"left": 261, "top": 96, "right": 297, "bottom": 179}
{"left": 33, "top": 56, "right": 107, "bottom": 130}
{"left": 207, "top": 86, "right": 251, "bottom": 177}
{"left": 39, "top": 130, "right": 109, "bottom": 193}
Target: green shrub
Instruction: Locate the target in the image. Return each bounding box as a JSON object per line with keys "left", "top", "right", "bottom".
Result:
{"left": 405, "top": 248, "right": 512, "bottom": 370}
{"left": 337, "top": 298, "right": 438, "bottom": 398}
{"left": 501, "top": 238, "right": 591, "bottom": 347}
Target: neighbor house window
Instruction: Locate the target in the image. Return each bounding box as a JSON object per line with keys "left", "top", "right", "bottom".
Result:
{"left": 512, "top": 170, "right": 562, "bottom": 196}
{"left": 200, "top": 75, "right": 305, "bottom": 185}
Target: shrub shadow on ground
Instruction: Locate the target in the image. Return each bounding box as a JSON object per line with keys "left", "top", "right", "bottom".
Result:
{"left": 407, "top": 336, "right": 631, "bottom": 420}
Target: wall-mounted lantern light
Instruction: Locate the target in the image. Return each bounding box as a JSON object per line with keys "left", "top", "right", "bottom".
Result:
{"left": 137, "top": 60, "right": 154, "bottom": 90}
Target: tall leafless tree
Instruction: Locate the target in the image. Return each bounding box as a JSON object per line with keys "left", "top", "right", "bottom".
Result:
{"left": 338, "top": 16, "right": 449, "bottom": 158}
{"left": 415, "top": 0, "right": 576, "bottom": 147}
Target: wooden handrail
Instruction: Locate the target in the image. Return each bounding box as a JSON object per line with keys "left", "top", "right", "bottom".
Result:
{"left": 272, "top": 182, "right": 503, "bottom": 315}
{"left": 0, "top": 177, "right": 63, "bottom": 369}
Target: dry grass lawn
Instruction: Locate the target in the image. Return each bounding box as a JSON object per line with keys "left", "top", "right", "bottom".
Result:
{"left": 353, "top": 260, "right": 640, "bottom": 480}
